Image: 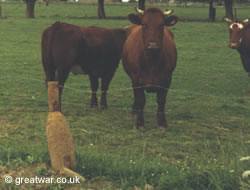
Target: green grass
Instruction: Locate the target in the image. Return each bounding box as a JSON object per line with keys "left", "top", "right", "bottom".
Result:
{"left": 0, "top": 2, "right": 250, "bottom": 190}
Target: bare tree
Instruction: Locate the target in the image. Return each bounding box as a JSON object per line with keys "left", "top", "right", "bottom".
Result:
{"left": 24, "top": 0, "right": 36, "bottom": 18}
{"left": 224, "top": 0, "right": 234, "bottom": 19}
{"left": 209, "top": 0, "right": 216, "bottom": 22}
{"left": 138, "top": 0, "right": 145, "bottom": 10}
{"left": 184, "top": 0, "right": 187, "bottom": 8}
{"left": 98, "top": 0, "right": 106, "bottom": 19}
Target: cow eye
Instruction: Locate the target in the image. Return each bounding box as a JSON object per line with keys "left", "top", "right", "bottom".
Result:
{"left": 142, "top": 24, "right": 147, "bottom": 27}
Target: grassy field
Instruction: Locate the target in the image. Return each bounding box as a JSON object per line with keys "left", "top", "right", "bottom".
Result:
{"left": 0, "top": 2, "right": 250, "bottom": 190}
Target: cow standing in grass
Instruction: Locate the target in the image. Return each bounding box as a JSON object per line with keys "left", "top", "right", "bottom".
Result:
{"left": 41, "top": 22, "right": 126, "bottom": 110}
{"left": 224, "top": 18, "right": 250, "bottom": 77}
{"left": 122, "top": 7, "right": 178, "bottom": 129}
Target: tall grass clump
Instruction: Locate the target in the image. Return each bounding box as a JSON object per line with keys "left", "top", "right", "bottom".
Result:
{"left": 75, "top": 147, "right": 245, "bottom": 189}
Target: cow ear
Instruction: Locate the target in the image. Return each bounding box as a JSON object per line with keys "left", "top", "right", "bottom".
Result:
{"left": 128, "top": 14, "right": 141, "bottom": 25}
{"left": 165, "top": 15, "right": 178, "bottom": 27}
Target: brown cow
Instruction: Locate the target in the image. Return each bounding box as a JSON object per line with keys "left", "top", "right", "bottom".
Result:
{"left": 41, "top": 22, "right": 126, "bottom": 110}
{"left": 122, "top": 7, "right": 178, "bottom": 129}
{"left": 224, "top": 18, "right": 250, "bottom": 77}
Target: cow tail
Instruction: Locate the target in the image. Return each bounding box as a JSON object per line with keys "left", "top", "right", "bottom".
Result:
{"left": 42, "top": 28, "right": 52, "bottom": 83}
{"left": 42, "top": 22, "right": 61, "bottom": 82}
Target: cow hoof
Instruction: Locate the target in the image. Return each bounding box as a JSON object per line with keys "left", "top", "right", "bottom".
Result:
{"left": 158, "top": 125, "right": 167, "bottom": 129}
{"left": 134, "top": 125, "right": 144, "bottom": 130}
{"left": 158, "top": 122, "right": 168, "bottom": 129}
{"left": 101, "top": 105, "right": 108, "bottom": 110}
{"left": 90, "top": 104, "right": 98, "bottom": 108}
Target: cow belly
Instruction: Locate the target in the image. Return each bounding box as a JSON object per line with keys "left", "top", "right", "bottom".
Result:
{"left": 70, "top": 65, "right": 86, "bottom": 75}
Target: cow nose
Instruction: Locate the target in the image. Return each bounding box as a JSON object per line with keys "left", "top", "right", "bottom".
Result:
{"left": 147, "top": 41, "right": 160, "bottom": 49}
{"left": 229, "top": 42, "right": 238, "bottom": 49}
{"left": 229, "top": 38, "right": 242, "bottom": 49}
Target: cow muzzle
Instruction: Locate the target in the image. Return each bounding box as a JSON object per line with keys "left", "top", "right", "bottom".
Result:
{"left": 146, "top": 41, "right": 160, "bottom": 50}
{"left": 229, "top": 43, "right": 238, "bottom": 49}
{"left": 229, "top": 38, "right": 242, "bottom": 49}
{"left": 145, "top": 42, "right": 161, "bottom": 57}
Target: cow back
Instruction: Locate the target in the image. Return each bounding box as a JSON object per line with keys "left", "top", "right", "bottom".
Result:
{"left": 79, "top": 27, "right": 126, "bottom": 76}
{"left": 42, "top": 21, "right": 126, "bottom": 78}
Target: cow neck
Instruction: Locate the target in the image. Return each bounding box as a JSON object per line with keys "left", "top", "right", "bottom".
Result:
{"left": 239, "top": 51, "right": 250, "bottom": 72}
{"left": 237, "top": 40, "right": 250, "bottom": 55}
{"left": 238, "top": 28, "right": 250, "bottom": 53}
{"left": 237, "top": 30, "right": 250, "bottom": 72}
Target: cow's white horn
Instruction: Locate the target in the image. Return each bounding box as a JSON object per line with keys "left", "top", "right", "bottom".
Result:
{"left": 224, "top": 17, "right": 233, "bottom": 23}
{"left": 135, "top": 7, "right": 144, "bottom": 15}
{"left": 163, "top": 10, "right": 173, "bottom": 16}
{"left": 243, "top": 18, "right": 249, "bottom": 23}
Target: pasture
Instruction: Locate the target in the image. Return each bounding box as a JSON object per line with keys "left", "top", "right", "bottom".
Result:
{"left": 0, "top": 2, "right": 250, "bottom": 190}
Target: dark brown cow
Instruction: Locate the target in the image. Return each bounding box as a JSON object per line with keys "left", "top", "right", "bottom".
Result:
{"left": 41, "top": 22, "right": 126, "bottom": 109}
{"left": 224, "top": 18, "right": 250, "bottom": 77}
{"left": 122, "top": 7, "right": 178, "bottom": 129}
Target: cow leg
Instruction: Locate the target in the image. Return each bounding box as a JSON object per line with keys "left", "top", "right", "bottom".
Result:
{"left": 156, "top": 88, "right": 167, "bottom": 128}
{"left": 45, "top": 70, "right": 56, "bottom": 84}
{"left": 132, "top": 88, "right": 139, "bottom": 114}
{"left": 89, "top": 74, "right": 99, "bottom": 107}
{"left": 45, "top": 72, "right": 55, "bottom": 89}
{"left": 100, "top": 73, "right": 114, "bottom": 109}
{"left": 44, "top": 63, "right": 56, "bottom": 88}
{"left": 133, "top": 87, "right": 145, "bottom": 129}
{"left": 132, "top": 84, "right": 143, "bottom": 114}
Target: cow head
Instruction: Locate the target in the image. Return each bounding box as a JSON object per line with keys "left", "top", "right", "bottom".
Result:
{"left": 128, "top": 7, "right": 178, "bottom": 52}
{"left": 224, "top": 17, "right": 250, "bottom": 49}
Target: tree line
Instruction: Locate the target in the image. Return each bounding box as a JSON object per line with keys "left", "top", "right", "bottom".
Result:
{"left": 23, "top": 0, "right": 234, "bottom": 20}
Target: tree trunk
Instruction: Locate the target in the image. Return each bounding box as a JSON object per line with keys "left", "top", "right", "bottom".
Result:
{"left": 138, "top": 0, "right": 145, "bottom": 10}
{"left": 209, "top": 0, "right": 216, "bottom": 22}
{"left": 26, "top": 0, "right": 36, "bottom": 18}
{"left": 98, "top": 0, "right": 105, "bottom": 19}
{"left": 224, "top": 0, "right": 233, "bottom": 19}
{"left": 184, "top": 0, "right": 187, "bottom": 8}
